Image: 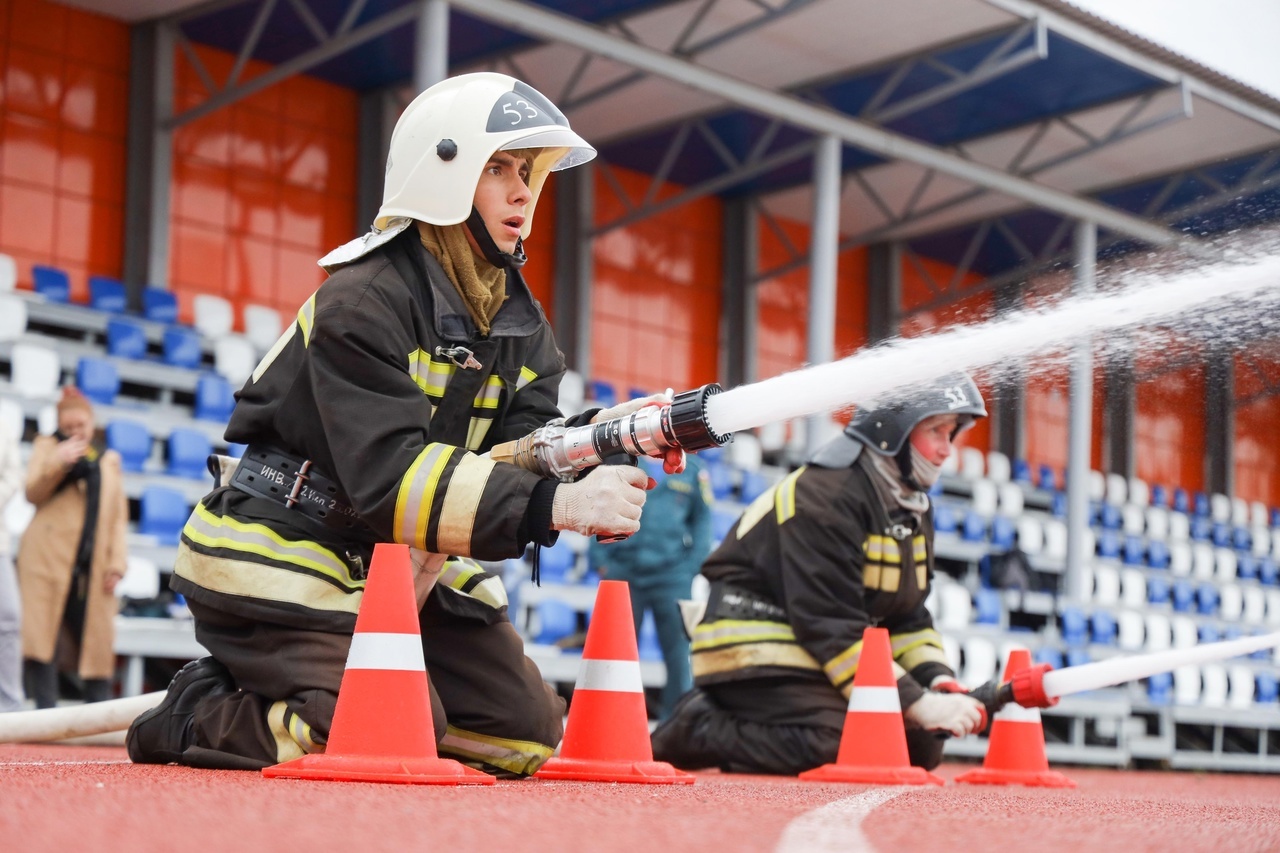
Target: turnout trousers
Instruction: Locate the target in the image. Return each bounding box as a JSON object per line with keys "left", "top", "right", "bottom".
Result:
{"left": 177, "top": 592, "right": 565, "bottom": 776}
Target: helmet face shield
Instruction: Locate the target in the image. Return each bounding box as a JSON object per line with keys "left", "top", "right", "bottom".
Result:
{"left": 846, "top": 371, "right": 988, "bottom": 456}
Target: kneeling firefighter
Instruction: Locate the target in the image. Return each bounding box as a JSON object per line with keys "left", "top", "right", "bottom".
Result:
{"left": 651, "top": 372, "right": 989, "bottom": 775}
{"left": 127, "top": 73, "right": 678, "bottom": 775}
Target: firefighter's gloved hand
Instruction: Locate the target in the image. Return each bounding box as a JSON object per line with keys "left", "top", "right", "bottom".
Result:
{"left": 552, "top": 464, "right": 648, "bottom": 537}
{"left": 929, "top": 676, "right": 969, "bottom": 694}
{"left": 591, "top": 391, "right": 686, "bottom": 475}
{"left": 904, "top": 689, "right": 985, "bottom": 738}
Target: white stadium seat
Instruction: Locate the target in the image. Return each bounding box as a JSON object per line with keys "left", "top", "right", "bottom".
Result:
{"left": 961, "top": 636, "right": 998, "bottom": 686}
{"left": 1243, "top": 586, "right": 1266, "bottom": 625}
{"left": 985, "top": 451, "right": 1011, "bottom": 483}
{"left": 0, "top": 253, "right": 16, "bottom": 292}
{"left": 1210, "top": 493, "right": 1231, "bottom": 524}
{"left": 1219, "top": 584, "right": 1243, "bottom": 621}
{"left": 1231, "top": 497, "right": 1249, "bottom": 528}
{"left": 1215, "top": 548, "right": 1237, "bottom": 582}
{"left": 117, "top": 555, "right": 161, "bottom": 600}
{"left": 1105, "top": 473, "right": 1127, "bottom": 506}
{"left": 559, "top": 369, "right": 585, "bottom": 416}
{"left": 1117, "top": 610, "right": 1145, "bottom": 651}
{"left": 935, "top": 582, "right": 973, "bottom": 630}
{"left": 1093, "top": 563, "right": 1120, "bottom": 606}
{"left": 1016, "top": 515, "right": 1044, "bottom": 555}
{"left": 1088, "top": 470, "right": 1106, "bottom": 502}
{"left": 1043, "top": 519, "right": 1068, "bottom": 562}
{"left": 1120, "top": 569, "right": 1147, "bottom": 608}
{"left": 0, "top": 398, "right": 24, "bottom": 442}
{"left": 243, "top": 304, "right": 283, "bottom": 353}
{"left": 1168, "top": 541, "right": 1192, "bottom": 576}
{"left": 1229, "top": 664, "right": 1257, "bottom": 709}
{"left": 1266, "top": 590, "right": 1280, "bottom": 626}
{"left": 960, "top": 447, "right": 985, "bottom": 479}
{"left": 11, "top": 342, "right": 61, "bottom": 399}
{"left": 1145, "top": 506, "right": 1170, "bottom": 541}
{"left": 1170, "top": 616, "right": 1198, "bottom": 649}
{"left": 1173, "top": 665, "right": 1201, "bottom": 705}
{"left": 1127, "top": 477, "right": 1149, "bottom": 507}
{"left": 1253, "top": 527, "right": 1272, "bottom": 559}
{"left": 969, "top": 478, "right": 998, "bottom": 517}
{"left": 1121, "top": 504, "right": 1145, "bottom": 537}
{"left": 727, "top": 431, "right": 763, "bottom": 473}
{"left": 1144, "top": 613, "right": 1172, "bottom": 651}
{"left": 1191, "top": 543, "right": 1215, "bottom": 580}
{"left": 1200, "top": 664, "right": 1228, "bottom": 708}
{"left": 193, "top": 293, "right": 235, "bottom": 339}
{"left": 213, "top": 334, "right": 258, "bottom": 388}
{"left": 1168, "top": 512, "right": 1190, "bottom": 542}
{"left": 1251, "top": 501, "right": 1270, "bottom": 529}
{"left": 996, "top": 481, "right": 1023, "bottom": 517}
{"left": 0, "top": 293, "right": 28, "bottom": 341}
{"left": 757, "top": 420, "right": 786, "bottom": 453}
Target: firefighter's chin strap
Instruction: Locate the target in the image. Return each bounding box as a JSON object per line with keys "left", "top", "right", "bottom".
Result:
{"left": 466, "top": 206, "right": 527, "bottom": 269}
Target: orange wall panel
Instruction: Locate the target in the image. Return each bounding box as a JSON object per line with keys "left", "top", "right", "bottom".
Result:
{"left": 0, "top": 0, "right": 130, "bottom": 299}
{"left": 1135, "top": 363, "right": 1205, "bottom": 494}
{"left": 1234, "top": 347, "right": 1280, "bottom": 507}
{"left": 1023, "top": 357, "right": 1106, "bottom": 486}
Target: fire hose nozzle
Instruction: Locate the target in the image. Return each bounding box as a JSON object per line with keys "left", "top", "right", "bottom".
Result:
{"left": 1010, "top": 662, "right": 1058, "bottom": 709}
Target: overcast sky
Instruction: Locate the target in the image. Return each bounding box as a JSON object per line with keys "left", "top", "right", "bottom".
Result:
{"left": 1067, "top": 0, "right": 1280, "bottom": 99}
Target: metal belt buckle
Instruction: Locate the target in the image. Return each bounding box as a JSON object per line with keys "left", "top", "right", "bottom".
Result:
{"left": 435, "top": 345, "right": 482, "bottom": 370}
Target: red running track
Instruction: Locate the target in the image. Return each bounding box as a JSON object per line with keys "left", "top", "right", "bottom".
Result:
{"left": 4, "top": 745, "right": 1280, "bottom": 852}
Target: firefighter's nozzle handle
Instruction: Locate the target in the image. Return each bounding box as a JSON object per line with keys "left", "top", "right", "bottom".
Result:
{"left": 959, "top": 661, "right": 1056, "bottom": 730}
{"left": 492, "top": 384, "right": 732, "bottom": 481}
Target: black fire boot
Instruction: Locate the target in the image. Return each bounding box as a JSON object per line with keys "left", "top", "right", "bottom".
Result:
{"left": 650, "top": 688, "right": 729, "bottom": 770}
{"left": 126, "top": 658, "right": 236, "bottom": 765}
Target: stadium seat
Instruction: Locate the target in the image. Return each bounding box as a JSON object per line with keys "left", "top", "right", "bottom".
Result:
{"left": 738, "top": 469, "right": 770, "bottom": 503}
{"left": 0, "top": 293, "right": 28, "bottom": 341}
{"left": 727, "top": 432, "right": 763, "bottom": 473}
{"left": 0, "top": 398, "right": 24, "bottom": 442}
{"left": 1172, "top": 488, "right": 1189, "bottom": 514}
{"left": 990, "top": 516, "right": 1015, "bottom": 550}
{"left": 1219, "top": 583, "right": 1243, "bottom": 621}
{"left": 1121, "top": 505, "right": 1145, "bottom": 537}
{"left": 106, "top": 420, "right": 151, "bottom": 472}
{"left": 1193, "top": 492, "right": 1210, "bottom": 518}
{"left": 1188, "top": 515, "right": 1210, "bottom": 541}
{"left": 138, "top": 487, "right": 189, "bottom": 545}
{"left": 706, "top": 461, "right": 735, "bottom": 501}
{"left": 1260, "top": 558, "right": 1279, "bottom": 586}
{"left": 1088, "top": 470, "right": 1106, "bottom": 503}
{"left": 167, "top": 428, "right": 213, "bottom": 480}
{"left": 1093, "top": 564, "right": 1120, "bottom": 606}
{"left": 534, "top": 600, "right": 577, "bottom": 645}
{"left": 1065, "top": 647, "right": 1090, "bottom": 668}
{"left": 0, "top": 253, "right": 14, "bottom": 292}
{"left": 1090, "top": 610, "right": 1116, "bottom": 645}
{"left": 193, "top": 294, "right": 235, "bottom": 339}
{"left": 89, "top": 276, "right": 127, "bottom": 313}
{"left": 537, "top": 541, "right": 576, "bottom": 583}
{"left": 1015, "top": 515, "right": 1043, "bottom": 555}
{"left": 1146, "top": 575, "right": 1169, "bottom": 605}
{"left": 1171, "top": 579, "right": 1195, "bottom": 612}
{"left": 1145, "top": 506, "right": 1170, "bottom": 540}
{"left": 1036, "top": 464, "right": 1056, "bottom": 492}
{"left": 935, "top": 582, "right": 971, "bottom": 630}
{"left": 961, "top": 512, "right": 986, "bottom": 543}
{"left": 1171, "top": 615, "right": 1198, "bottom": 648}
{"left": 163, "top": 325, "right": 203, "bottom": 369}
{"left": 1243, "top": 586, "right": 1266, "bottom": 624}
{"left": 1198, "top": 623, "right": 1220, "bottom": 644}
{"left": 1169, "top": 541, "right": 1192, "bottom": 576}
{"left": 959, "top": 447, "right": 985, "bottom": 479}
{"left": 1200, "top": 664, "right": 1228, "bottom": 709}
{"left": 961, "top": 636, "right": 998, "bottom": 685}
{"left": 1191, "top": 543, "right": 1215, "bottom": 579}
{"left": 1238, "top": 554, "right": 1259, "bottom": 581}
{"left": 1148, "top": 540, "right": 1170, "bottom": 570}
{"left": 1215, "top": 548, "right": 1237, "bottom": 582}
{"left": 214, "top": 334, "right": 257, "bottom": 387}
{"left": 1252, "top": 528, "right": 1271, "bottom": 559}
{"left": 1144, "top": 613, "right": 1172, "bottom": 651}
{"left": 711, "top": 508, "right": 738, "bottom": 542}
{"left": 586, "top": 379, "right": 617, "bottom": 409}
{"left": 243, "top": 304, "right": 283, "bottom": 352}
{"left": 1120, "top": 568, "right": 1146, "bottom": 608}
{"left": 1096, "top": 529, "right": 1121, "bottom": 559}
{"left": 933, "top": 503, "right": 958, "bottom": 534}
{"left": 1060, "top": 607, "right": 1087, "bottom": 646}
{"left": 194, "top": 373, "right": 236, "bottom": 421}
{"left": 985, "top": 451, "right": 1010, "bottom": 483}
{"left": 11, "top": 342, "right": 61, "bottom": 398}
{"left": 77, "top": 357, "right": 119, "bottom": 405}
{"left": 116, "top": 555, "right": 161, "bottom": 601}
{"left": 1257, "top": 672, "right": 1280, "bottom": 705}
{"left": 1147, "top": 671, "right": 1172, "bottom": 705}
{"left": 1250, "top": 500, "right": 1270, "bottom": 528}
{"left": 32, "top": 265, "right": 70, "bottom": 302}
{"left": 1099, "top": 504, "right": 1121, "bottom": 531}
{"left": 1268, "top": 589, "right": 1280, "bottom": 626}
{"left": 1050, "top": 490, "right": 1067, "bottom": 518}
{"left": 973, "top": 587, "right": 1002, "bottom": 625}
{"left": 1211, "top": 522, "right": 1230, "bottom": 548}
{"left": 1150, "top": 484, "right": 1168, "bottom": 508}
{"left": 1105, "top": 473, "right": 1127, "bottom": 506}
{"left": 1011, "top": 459, "right": 1031, "bottom": 484}
{"left": 996, "top": 481, "right": 1023, "bottom": 517}
{"left": 1173, "top": 667, "right": 1199, "bottom": 704}
{"left": 1167, "top": 512, "right": 1190, "bottom": 542}
{"left": 1232, "top": 526, "right": 1251, "bottom": 552}
{"left": 1043, "top": 519, "right": 1067, "bottom": 562}
{"left": 1033, "top": 646, "right": 1064, "bottom": 670}
{"left": 969, "top": 479, "right": 998, "bottom": 517}
{"left": 142, "top": 287, "right": 178, "bottom": 324}
{"left": 1210, "top": 493, "right": 1232, "bottom": 524}
{"left": 1121, "top": 535, "right": 1144, "bottom": 566}
{"left": 1128, "top": 477, "right": 1149, "bottom": 507}
{"left": 1116, "top": 610, "right": 1144, "bottom": 651}
{"left": 106, "top": 316, "right": 148, "bottom": 359}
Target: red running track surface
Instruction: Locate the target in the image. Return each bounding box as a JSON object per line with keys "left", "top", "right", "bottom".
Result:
{"left": 4, "top": 745, "right": 1280, "bottom": 852}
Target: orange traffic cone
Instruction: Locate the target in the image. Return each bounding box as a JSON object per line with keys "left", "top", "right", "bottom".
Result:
{"left": 954, "top": 648, "right": 1076, "bottom": 788}
{"left": 263, "top": 543, "right": 493, "bottom": 785}
{"left": 799, "top": 626, "right": 943, "bottom": 785}
{"left": 535, "top": 580, "right": 694, "bottom": 784}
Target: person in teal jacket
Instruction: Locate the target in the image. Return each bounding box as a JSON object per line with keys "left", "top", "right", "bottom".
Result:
{"left": 589, "top": 454, "right": 713, "bottom": 719}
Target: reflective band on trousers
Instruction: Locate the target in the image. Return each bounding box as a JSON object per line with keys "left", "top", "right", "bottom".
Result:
{"left": 846, "top": 685, "right": 901, "bottom": 713}
{"left": 576, "top": 659, "right": 644, "bottom": 693}
{"left": 996, "top": 702, "right": 1042, "bottom": 723}
{"left": 345, "top": 633, "right": 426, "bottom": 672}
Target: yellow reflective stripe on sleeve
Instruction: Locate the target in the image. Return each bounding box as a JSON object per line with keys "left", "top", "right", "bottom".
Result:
{"left": 881, "top": 537, "right": 902, "bottom": 564}
{"left": 473, "top": 375, "right": 503, "bottom": 410}
{"left": 515, "top": 365, "right": 538, "bottom": 391}
{"left": 692, "top": 641, "right": 821, "bottom": 678}
{"left": 465, "top": 416, "right": 494, "bottom": 451}
{"left": 880, "top": 566, "right": 901, "bottom": 592}
{"left": 436, "top": 452, "right": 496, "bottom": 554}
{"left": 395, "top": 443, "right": 456, "bottom": 547}
{"left": 408, "top": 349, "right": 456, "bottom": 398}
{"left": 438, "top": 725, "right": 556, "bottom": 776}
{"left": 891, "top": 628, "right": 949, "bottom": 672}
{"left": 774, "top": 467, "right": 805, "bottom": 525}
{"left": 437, "top": 557, "right": 508, "bottom": 610}
{"left": 183, "top": 503, "right": 360, "bottom": 589}
{"left": 864, "top": 562, "right": 882, "bottom": 590}
{"left": 690, "top": 618, "right": 797, "bottom": 651}
{"left": 916, "top": 564, "right": 928, "bottom": 590}
{"left": 912, "top": 535, "right": 927, "bottom": 562}
{"left": 822, "top": 637, "right": 864, "bottom": 686}
{"left": 297, "top": 295, "right": 316, "bottom": 347}
{"left": 864, "top": 535, "right": 885, "bottom": 562}
{"left": 734, "top": 485, "right": 775, "bottom": 539}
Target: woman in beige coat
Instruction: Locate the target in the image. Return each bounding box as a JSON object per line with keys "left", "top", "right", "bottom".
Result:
{"left": 19, "top": 388, "right": 128, "bottom": 708}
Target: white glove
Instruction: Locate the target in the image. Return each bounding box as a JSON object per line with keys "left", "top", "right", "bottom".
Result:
{"left": 591, "top": 391, "right": 673, "bottom": 424}
{"left": 551, "top": 465, "right": 649, "bottom": 537}
{"left": 904, "top": 690, "right": 985, "bottom": 738}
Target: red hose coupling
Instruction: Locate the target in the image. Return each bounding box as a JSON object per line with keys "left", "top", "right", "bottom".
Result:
{"left": 1010, "top": 662, "right": 1058, "bottom": 708}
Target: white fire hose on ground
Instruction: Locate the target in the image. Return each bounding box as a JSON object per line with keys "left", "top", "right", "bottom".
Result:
{"left": 0, "top": 692, "right": 163, "bottom": 744}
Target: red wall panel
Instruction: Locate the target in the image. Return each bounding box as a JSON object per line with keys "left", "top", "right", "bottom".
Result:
{"left": 1235, "top": 346, "right": 1280, "bottom": 507}
{"left": 1135, "top": 363, "right": 1205, "bottom": 494}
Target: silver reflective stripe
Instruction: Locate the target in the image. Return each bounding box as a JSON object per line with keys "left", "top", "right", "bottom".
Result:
{"left": 345, "top": 632, "right": 426, "bottom": 672}
{"left": 996, "top": 703, "right": 1042, "bottom": 723}
{"left": 395, "top": 443, "right": 454, "bottom": 546}
{"left": 576, "top": 658, "right": 644, "bottom": 693}
{"left": 846, "top": 685, "right": 901, "bottom": 713}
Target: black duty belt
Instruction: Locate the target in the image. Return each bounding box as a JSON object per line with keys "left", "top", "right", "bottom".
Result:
{"left": 707, "top": 581, "right": 788, "bottom": 623}
{"left": 230, "top": 445, "right": 378, "bottom": 543}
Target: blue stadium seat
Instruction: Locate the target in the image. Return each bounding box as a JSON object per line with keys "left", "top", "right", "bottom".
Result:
{"left": 627, "top": 387, "right": 648, "bottom": 402}
{"left": 32, "top": 265, "right": 70, "bottom": 302}
{"left": 106, "top": 316, "right": 147, "bottom": 359}
{"left": 89, "top": 276, "right": 127, "bottom": 313}
{"left": 1099, "top": 503, "right": 1122, "bottom": 531}
{"left": 167, "top": 428, "right": 212, "bottom": 480}
{"left": 1122, "top": 535, "right": 1145, "bottom": 566}
{"left": 991, "top": 516, "right": 1015, "bottom": 550}
{"left": 1238, "top": 555, "right": 1259, "bottom": 581}
{"left": 1193, "top": 492, "right": 1209, "bottom": 518}
{"left": 974, "top": 587, "right": 1002, "bottom": 625}
{"left": 163, "top": 325, "right": 203, "bottom": 369}
{"left": 1147, "top": 575, "right": 1169, "bottom": 604}
{"left": 638, "top": 610, "right": 662, "bottom": 662}
{"left": 142, "top": 287, "right": 178, "bottom": 324}
{"left": 1273, "top": 507, "right": 1280, "bottom": 528}
{"left": 194, "top": 373, "right": 236, "bottom": 421}
{"left": 226, "top": 442, "right": 247, "bottom": 458}
{"left": 1061, "top": 607, "right": 1087, "bottom": 646}
{"left": 1148, "top": 540, "right": 1170, "bottom": 570}
{"left": 1037, "top": 465, "right": 1056, "bottom": 491}
{"left": 1012, "top": 459, "right": 1032, "bottom": 484}
{"left": 138, "top": 487, "right": 188, "bottom": 545}
{"left": 1096, "top": 529, "right": 1121, "bottom": 559}
{"left": 1033, "top": 646, "right": 1064, "bottom": 669}
{"left": 106, "top": 420, "right": 151, "bottom": 472}
{"left": 711, "top": 508, "right": 737, "bottom": 542}
{"left": 1147, "top": 671, "right": 1173, "bottom": 705}
{"left": 1172, "top": 488, "right": 1189, "bottom": 514}
{"left": 77, "top": 357, "right": 119, "bottom": 405}
{"left": 1257, "top": 672, "right": 1279, "bottom": 704}
{"left": 1232, "top": 527, "right": 1251, "bottom": 551}
{"left": 1149, "top": 484, "right": 1168, "bottom": 508}
{"left": 706, "top": 460, "right": 735, "bottom": 500}
{"left": 1253, "top": 630, "right": 1274, "bottom": 661}
{"left": 1190, "top": 516, "right": 1211, "bottom": 542}
{"left": 1260, "top": 558, "right": 1279, "bottom": 586}
{"left": 1211, "top": 522, "right": 1230, "bottom": 548}
{"left": 1065, "top": 647, "right": 1090, "bottom": 668}
{"left": 534, "top": 600, "right": 577, "bottom": 645}
{"left": 739, "top": 469, "right": 770, "bottom": 503}
{"left": 933, "top": 503, "right": 957, "bottom": 534}
{"left": 1198, "top": 623, "right": 1220, "bottom": 644}
{"left": 538, "top": 541, "right": 575, "bottom": 583}
{"left": 587, "top": 380, "right": 617, "bottom": 409}
{"left": 1223, "top": 626, "right": 1242, "bottom": 642}
{"left": 961, "top": 512, "right": 987, "bottom": 543}
{"left": 1050, "top": 491, "right": 1067, "bottom": 518}
{"left": 1090, "top": 611, "right": 1116, "bottom": 645}
{"left": 1171, "top": 579, "right": 1195, "bottom": 612}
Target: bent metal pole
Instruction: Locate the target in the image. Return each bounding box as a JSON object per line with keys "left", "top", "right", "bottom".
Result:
{"left": 0, "top": 691, "right": 164, "bottom": 744}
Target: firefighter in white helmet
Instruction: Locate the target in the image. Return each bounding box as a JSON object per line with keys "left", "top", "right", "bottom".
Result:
{"left": 128, "top": 73, "right": 677, "bottom": 775}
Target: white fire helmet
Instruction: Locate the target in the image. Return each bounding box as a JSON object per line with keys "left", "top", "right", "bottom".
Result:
{"left": 320, "top": 72, "right": 595, "bottom": 271}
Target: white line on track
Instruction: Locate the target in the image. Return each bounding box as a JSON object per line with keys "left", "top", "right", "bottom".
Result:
{"left": 775, "top": 788, "right": 907, "bottom": 853}
{"left": 0, "top": 760, "right": 131, "bottom": 767}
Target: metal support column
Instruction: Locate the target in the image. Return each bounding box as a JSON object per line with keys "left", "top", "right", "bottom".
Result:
{"left": 806, "top": 134, "right": 841, "bottom": 457}
{"left": 1205, "top": 347, "right": 1235, "bottom": 496}
{"left": 993, "top": 282, "right": 1025, "bottom": 461}
{"left": 553, "top": 163, "right": 595, "bottom": 378}
{"left": 722, "top": 196, "right": 758, "bottom": 388}
{"left": 866, "top": 241, "right": 900, "bottom": 345}
{"left": 1065, "top": 221, "right": 1096, "bottom": 604}
{"left": 1104, "top": 352, "right": 1135, "bottom": 479}
{"left": 356, "top": 89, "right": 398, "bottom": 231}
{"left": 414, "top": 0, "right": 449, "bottom": 92}
{"left": 122, "top": 21, "right": 174, "bottom": 304}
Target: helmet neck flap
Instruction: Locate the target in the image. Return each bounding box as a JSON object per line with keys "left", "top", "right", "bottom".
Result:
{"left": 466, "top": 205, "right": 527, "bottom": 269}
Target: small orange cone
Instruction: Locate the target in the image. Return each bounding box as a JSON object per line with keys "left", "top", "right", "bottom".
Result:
{"left": 954, "top": 648, "right": 1076, "bottom": 788}
{"left": 535, "top": 580, "right": 694, "bottom": 784}
{"left": 799, "top": 626, "right": 943, "bottom": 785}
{"left": 263, "top": 543, "right": 493, "bottom": 785}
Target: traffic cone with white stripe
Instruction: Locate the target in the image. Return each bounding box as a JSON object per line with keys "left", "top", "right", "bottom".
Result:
{"left": 799, "top": 626, "right": 943, "bottom": 785}
{"left": 535, "top": 580, "right": 695, "bottom": 784}
{"left": 954, "top": 648, "right": 1075, "bottom": 788}
{"left": 263, "top": 543, "right": 493, "bottom": 785}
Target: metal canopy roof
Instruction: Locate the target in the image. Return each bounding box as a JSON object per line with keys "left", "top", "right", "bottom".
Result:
{"left": 74, "top": 0, "right": 1280, "bottom": 284}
